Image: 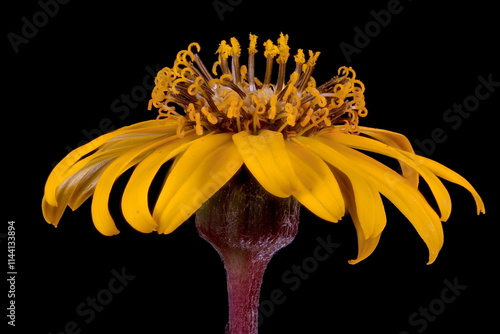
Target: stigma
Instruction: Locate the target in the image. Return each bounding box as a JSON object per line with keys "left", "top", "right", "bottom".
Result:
{"left": 149, "top": 33, "right": 367, "bottom": 139}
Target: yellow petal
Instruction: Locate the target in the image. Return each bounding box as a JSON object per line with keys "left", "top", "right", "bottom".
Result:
{"left": 153, "top": 133, "right": 243, "bottom": 234}
{"left": 121, "top": 133, "right": 198, "bottom": 233}
{"left": 358, "top": 126, "right": 415, "bottom": 153}
{"left": 232, "top": 130, "right": 297, "bottom": 198}
{"left": 348, "top": 214, "right": 383, "bottom": 264}
{"left": 66, "top": 162, "right": 110, "bottom": 211}
{"left": 45, "top": 119, "right": 176, "bottom": 207}
{"left": 359, "top": 126, "right": 419, "bottom": 188}
{"left": 298, "top": 136, "right": 443, "bottom": 264}
{"left": 347, "top": 176, "right": 386, "bottom": 240}
{"left": 43, "top": 137, "right": 162, "bottom": 228}
{"left": 333, "top": 158, "right": 386, "bottom": 239}
{"left": 42, "top": 194, "right": 69, "bottom": 227}
{"left": 333, "top": 168, "right": 385, "bottom": 264}
{"left": 293, "top": 138, "right": 386, "bottom": 239}
{"left": 322, "top": 131, "right": 452, "bottom": 221}
{"left": 294, "top": 136, "right": 386, "bottom": 239}
{"left": 42, "top": 156, "right": 115, "bottom": 226}
{"left": 286, "top": 140, "right": 345, "bottom": 222}
{"left": 399, "top": 151, "right": 486, "bottom": 215}
{"left": 66, "top": 148, "right": 131, "bottom": 210}
{"left": 91, "top": 136, "right": 171, "bottom": 236}
{"left": 348, "top": 232, "right": 382, "bottom": 265}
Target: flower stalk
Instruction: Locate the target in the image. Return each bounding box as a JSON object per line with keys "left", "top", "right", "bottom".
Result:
{"left": 196, "top": 171, "right": 300, "bottom": 334}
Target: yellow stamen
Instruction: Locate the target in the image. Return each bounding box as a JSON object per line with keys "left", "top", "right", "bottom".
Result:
{"left": 188, "top": 76, "right": 205, "bottom": 96}
{"left": 176, "top": 116, "right": 186, "bottom": 137}
{"left": 252, "top": 108, "right": 261, "bottom": 134}
{"left": 309, "top": 88, "right": 327, "bottom": 108}
{"left": 212, "top": 60, "right": 221, "bottom": 76}
{"left": 150, "top": 34, "right": 368, "bottom": 138}
{"left": 156, "top": 105, "right": 177, "bottom": 120}
{"left": 240, "top": 65, "right": 248, "bottom": 83}
{"left": 173, "top": 50, "right": 196, "bottom": 77}
{"left": 297, "top": 107, "right": 330, "bottom": 136}
{"left": 187, "top": 42, "right": 201, "bottom": 55}
{"left": 277, "top": 33, "right": 290, "bottom": 64}
{"left": 299, "top": 108, "right": 315, "bottom": 127}
{"left": 248, "top": 33, "right": 258, "bottom": 54}
{"left": 263, "top": 40, "right": 279, "bottom": 86}
{"left": 284, "top": 103, "right": 297, "bottom": 127}
{"left": 253, "top": 76, "right": 263, "bottom": 87}
{"left": 201, "top": 106, "right": 218, "bottom": 125}
{"left": 218, "top": 91, "right": 239, "bottom": 112}
{"left": 247, "top": 34, "right": 258, "bottom": 91}
{"left": 228, "top": 98, "right": 243, "bottom": 119}
{"left": 230, "top": 37, "right": 241, "bottom": 57}
{"left": 230, "top": 37, "right": 242, "bottom": 83}
{"left": 216, "top": 40, "right": 232, "bottom": 75}
{"left": 294, "top": 49, "right": 305, "bottom": 66}
{"left": 290, "top": 94, "right": 301, "bottom": 108}
{"left": 307, "top": 50, "right": 321, "bottom": 66}
{"left": 263, "top": 40, "right": 279, "bottom": 58}
{"left": 187, "top": 103, "right": 196, "bottom": 121}
{"left": 195, "top": 113, "right": 204, "bottom": 135}
{"left": 276, "top": 33, "right": 290, "bottom": 92}
{"left": 268, "top": 94, "right": 278, "bottom": 119}
{"left": 282, "top": 72, "right": 299, "bottom": 101}
{"left": 217, "top": 40, "right": 232, "bottom": 59}
{"left": 252, "top": 95, "right": 267, "bottom": 115}
{"left": 171, "top": 78, "right": 188, "bottom": 94}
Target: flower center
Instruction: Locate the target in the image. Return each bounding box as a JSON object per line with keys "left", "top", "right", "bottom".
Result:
{"left": 149, "top": 33, "right": 367, "bottom": 139}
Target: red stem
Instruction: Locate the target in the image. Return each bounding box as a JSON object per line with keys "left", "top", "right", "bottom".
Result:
{"left": 222, "top": 249, "right": 270, "bottom": 334}
{"left": 195, "top": 172, "right": 300, "bottom": 334}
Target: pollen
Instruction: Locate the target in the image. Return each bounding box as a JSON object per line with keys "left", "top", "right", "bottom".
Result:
{"left": 149, "top": 33, "right": 368, "bottom": 138}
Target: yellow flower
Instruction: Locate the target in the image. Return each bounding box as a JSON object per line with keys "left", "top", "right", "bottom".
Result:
{"left": 42, "top": 33, "right": 485, "bottom": 265}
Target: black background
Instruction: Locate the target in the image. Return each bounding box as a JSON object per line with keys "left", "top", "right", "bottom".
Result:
{"left": 4, "top": 0, "right": 499, "bottom": 333}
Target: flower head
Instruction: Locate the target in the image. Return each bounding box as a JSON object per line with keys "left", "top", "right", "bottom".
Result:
{"left": 43, "top": 33, "right": 485, "bottom": 264}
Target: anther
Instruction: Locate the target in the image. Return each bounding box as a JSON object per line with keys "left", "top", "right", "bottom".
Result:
{"left": 230, "top": 37, "right": 242, "bottom": 84}
{"left": 263, "top": 40, "right": 279, "bottom": 86}
{"left": 195, "top": 113, "right": 204, "bottom": 135}
{"left": 276, "top": 33, "right": 290, "bottom": 92}
{"left": 248, "top": 34, "right": 258, "bottom": 91}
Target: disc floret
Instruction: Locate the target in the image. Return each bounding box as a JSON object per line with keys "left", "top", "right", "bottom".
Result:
{"left": 150, "top": 33, "right": 367, "bottom": 139}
